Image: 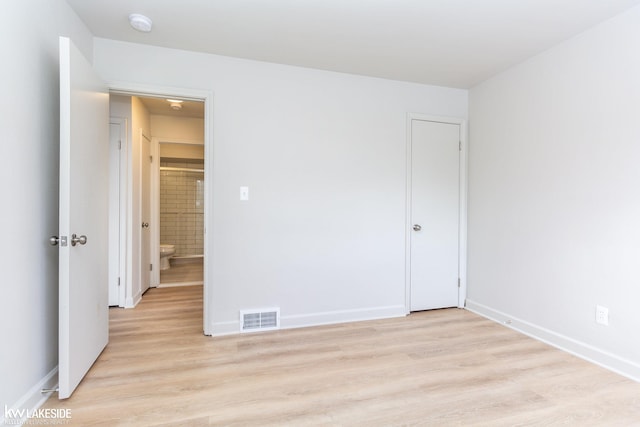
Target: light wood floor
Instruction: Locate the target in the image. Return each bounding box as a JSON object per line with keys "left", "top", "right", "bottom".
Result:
{"left": 43, "top": 286, "right": 640, "bottom": 426}
{"left": 160, "top": 258, "right": 203, "bottom": 285}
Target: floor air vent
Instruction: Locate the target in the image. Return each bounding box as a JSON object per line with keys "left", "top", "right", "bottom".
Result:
{"left": 240, "top": 308, "right": 280, "bottom": 333}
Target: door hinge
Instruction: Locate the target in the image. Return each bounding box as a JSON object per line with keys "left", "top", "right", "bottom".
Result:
{"left": 150, "top": 155, "right": 153, "bottom": 163}
{"left": 117, "top": 277, "right": 121, "bottom": 287}
{"left": 459, "top": 141, "right": 462, "bottom": 151}
{"left": 150, "top": 263, "right": 153, "bottom": 271}
{"left": 458, "top": 278, "right": 461, "bottom": 288}
{"left": 118, "top": 139, "right": 122, "bottom": 150}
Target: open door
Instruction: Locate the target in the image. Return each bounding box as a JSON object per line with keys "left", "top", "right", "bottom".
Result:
{"left": 56, "top": 37, "right": 109, "bottom": 399}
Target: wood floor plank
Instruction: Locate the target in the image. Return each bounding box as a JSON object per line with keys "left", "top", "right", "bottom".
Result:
{"left": 42, "top": 286, "right": 640, "bottom": 426}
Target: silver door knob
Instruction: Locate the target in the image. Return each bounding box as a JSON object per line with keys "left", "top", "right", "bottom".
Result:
{"left": 413, "top": 224, "right": 422, "bottom": 231}
{"left": 49, "top": 236, "right": 59, "bottom": 246}
{"left": 71, "top": 234, "right": 87, "bottom": 246}
{"left": 142, "top": 222, "right": 149, "bottom": 228}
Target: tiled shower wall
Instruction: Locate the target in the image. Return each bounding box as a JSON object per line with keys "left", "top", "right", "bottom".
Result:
{"left": 160, "top": 160, "right": 204, "bottom": 256}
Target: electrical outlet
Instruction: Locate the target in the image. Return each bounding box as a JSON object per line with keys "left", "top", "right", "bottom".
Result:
{"left": 595, "top": 305, "right": 609, "bottom": 326}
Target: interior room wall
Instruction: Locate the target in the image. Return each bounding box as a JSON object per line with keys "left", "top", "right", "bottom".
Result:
{"left": 467, "top": 5, "right": 640, "bottom": 380}
{"left": 94, "top": 39, "right": 468, "bottom": 334}
{"left": 151, "top": 115, "right": 204, "bottom": 142}
{"left": 0, "top": 0, "right": 93, "bottom": 418}
{"left": 110, "top": 95, "right": 132, "bottom": 118}
{"left": 160, "top": 143, "right": 204, "bottom": 160}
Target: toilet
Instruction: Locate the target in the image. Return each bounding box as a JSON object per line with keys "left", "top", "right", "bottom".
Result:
{"left": 159, "top": 244, "right": 176, "bottom": 270}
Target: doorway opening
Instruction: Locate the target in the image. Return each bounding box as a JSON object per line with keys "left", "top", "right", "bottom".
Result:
{"left": 107, "top": 87, "right": 212, "bottom": 335}
{"left": 156, "top": 139, "right": 205, "bottom": 287}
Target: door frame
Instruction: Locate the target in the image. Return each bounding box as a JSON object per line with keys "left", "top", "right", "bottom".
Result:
{"left": 109, "top": 82, "right": 214, "bottom": 336}
{"left": 405, "top": 113, "right": 468, "bottom": 313}
{"left": 108, "top": 117, "right": 129, "bottom": 307}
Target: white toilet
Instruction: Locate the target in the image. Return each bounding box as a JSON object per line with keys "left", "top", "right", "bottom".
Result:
{"left": 159, "top": 244, "right": 176, "bottom": 270}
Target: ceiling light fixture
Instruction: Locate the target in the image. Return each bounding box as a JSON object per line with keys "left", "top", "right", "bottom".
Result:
{"left": 167, "top": 99, "right": 183, "bottom": 110}
{"left": 129, "top": 14, "right": 153, "bottom": 32}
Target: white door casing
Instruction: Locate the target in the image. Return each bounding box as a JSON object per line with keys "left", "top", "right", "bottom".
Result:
{"left": 140, "top": 130, "right": 152, "bottom": 294}
{"left": 108, "top": 122, "right": 122, "bottom": 306}
{"left": 108, "top": 117, "right": 129, "bottom": 307}
{"left": 58, "top": 37, "right": 109, "bottom": 399}
{"left": 406, "top": 114, "right": 467, "bottom": 312}
{"left": 150, "top": 137, "right": 160, "bottom": 288}
{"left": 109, "top": 83, "right": 214, "bottom": 336}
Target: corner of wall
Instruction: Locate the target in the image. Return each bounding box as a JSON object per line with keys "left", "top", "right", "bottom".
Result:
{"left": 465, "top": 300, "right": 640, "bottom": 382}
{"left": 0, "top": 368, "right": 58, "bottom": 426}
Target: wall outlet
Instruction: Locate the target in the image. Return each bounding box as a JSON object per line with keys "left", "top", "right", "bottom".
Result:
{"left": 595, "top": 305, "right": 609, "bottom": 326}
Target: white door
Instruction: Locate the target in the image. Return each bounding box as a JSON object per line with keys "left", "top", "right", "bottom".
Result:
{"left": 108, "top": 121, "right": 122, "bottom": 306}
{"left": 140, "top": 131, "right": 152, "bottom": 293}
{"left": 58, "top": 37, "right": 109, "bottom": 399}
{"left": 410, "top": 119, "right": 459, "bottom": 311}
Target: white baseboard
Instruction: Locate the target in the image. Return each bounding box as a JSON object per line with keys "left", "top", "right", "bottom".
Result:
{"left": 211, "top": 305, "right": 406, "bottom": 337}
{"left": 282, "top": 305, "right": 406, "bottom": 330}
{"left": 1, "top": 367, "right": 58, "bottom": 426}
{"left": 124, "top": 290, "right": 142, "bottom": 309}
{"left": 157, "top": 281, "right": 203, "bottom": 288}
{"left": 465, "top": 299, "right": 640, "bottom": 382}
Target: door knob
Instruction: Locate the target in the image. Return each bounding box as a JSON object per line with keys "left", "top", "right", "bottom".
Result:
{"left": 71, "top": 234, "right": 87, "bottom": 246}
{"left": 49, "top": 236, "right": 59, "bottom": 246}
{"left": 413, "top": 224, "right": 422, "bottom": 231}
{"left": 142, "top": 222, "right": 149, "bottom": 228}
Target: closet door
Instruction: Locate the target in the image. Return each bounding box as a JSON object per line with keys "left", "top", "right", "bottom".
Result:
{"left": 409, "top": 119, "right": 460, "bottom": 311}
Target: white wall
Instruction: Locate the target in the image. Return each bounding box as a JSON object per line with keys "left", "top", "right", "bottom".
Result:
{"left": 94, "top": 39, "right": 468, "bottom": 334}
{"left": 0, "top": 0, "right": 93, "bottom": 419}
{"left": 468, "top": 5, "right": 640, "bottom": 379}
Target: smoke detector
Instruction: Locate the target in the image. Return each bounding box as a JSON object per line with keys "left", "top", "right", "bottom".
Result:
{"left": 129, "top": 14, "right": 153, "bottom": 32}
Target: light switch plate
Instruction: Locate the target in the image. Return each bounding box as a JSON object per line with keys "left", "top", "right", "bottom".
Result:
{"left": 240, "top": 186, "right": 249, "bottom": 201}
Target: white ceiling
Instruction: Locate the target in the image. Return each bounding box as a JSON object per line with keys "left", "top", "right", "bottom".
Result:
{"left": 139, "top": 96, "right": 204, "bottom": 118}
{"left": 66, "top": 0, "right": 640, "bottom": 89}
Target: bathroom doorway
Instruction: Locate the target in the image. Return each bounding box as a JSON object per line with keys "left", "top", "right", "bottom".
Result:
{"left": 154, "top": 140, "right": 205, "bottom": 287}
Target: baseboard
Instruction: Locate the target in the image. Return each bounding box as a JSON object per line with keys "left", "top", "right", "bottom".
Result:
{"left": 211, "top": 305, "right": 407, "bottom": 337}
{"left": 1, "top": 367, "right": 58, "bottom": 426}
{"left": 124, "top": 290, "right": 142, "bottom": 308}
{"left": 465, "top": 299, "right": 640, "bottom": 382}
{"left": 282, "top": 305, "right": 406, "bottom": 330}
{"left": 157, "top": 281, "right": 203, "bottom": 288}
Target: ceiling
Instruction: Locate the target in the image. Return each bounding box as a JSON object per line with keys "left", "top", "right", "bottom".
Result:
{"left": 139, "top": 96, "right": 204, "bottom": 118}
{"left": 66, "top": 0, "right": 640, "bottom": 89}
